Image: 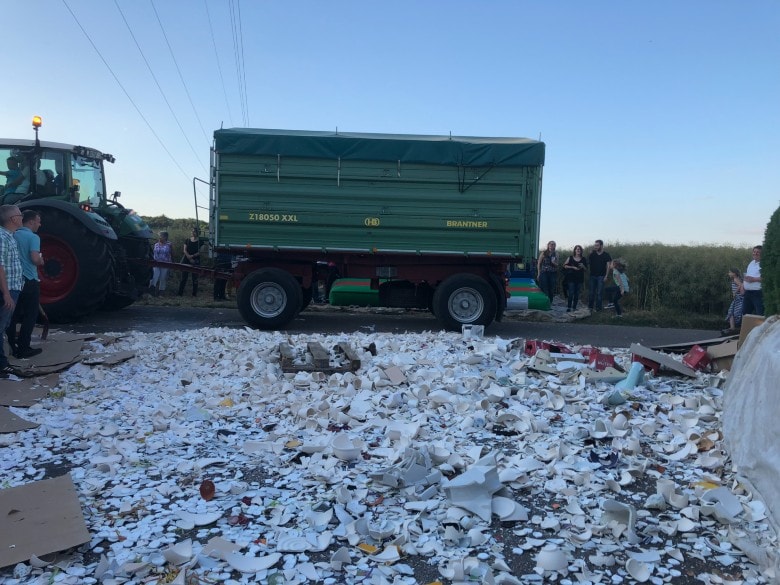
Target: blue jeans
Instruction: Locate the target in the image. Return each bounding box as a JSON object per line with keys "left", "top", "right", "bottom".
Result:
{"left": 567, "top": 281, "right": 582, "bottom": 310}
{"left": 539, "top": 271, "right": 557, "bottom": 303}
{"left": 0, "top": 289, "right": 21, "bottom": 367}
{"left": 588, "top": 276, "right": 605, "bottom": 310}
{"left": 742, "top": 290, "right": 764, "bottom": 316}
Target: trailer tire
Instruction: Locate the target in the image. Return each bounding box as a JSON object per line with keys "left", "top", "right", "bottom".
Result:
{"left": 433, "top": 273, "right": 496, "bottom": 331}
{"left": 38, "top": 210, "right": 114, "bottom": 322}
{"left": 237, "top": 268, "right": 302, "bottom": 329}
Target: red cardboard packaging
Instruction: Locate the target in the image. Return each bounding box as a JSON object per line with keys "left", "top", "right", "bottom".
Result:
{"left": 682, "top": 345, "right": 711, "bottom": 371}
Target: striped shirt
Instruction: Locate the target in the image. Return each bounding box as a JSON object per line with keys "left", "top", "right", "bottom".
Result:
{"left": 0, "top": 227, "right": 23, "bottom": 291}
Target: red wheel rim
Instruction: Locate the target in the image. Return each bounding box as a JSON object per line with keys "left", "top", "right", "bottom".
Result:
{"left": 39, "top": 235, "right": 80, "bottom": 304}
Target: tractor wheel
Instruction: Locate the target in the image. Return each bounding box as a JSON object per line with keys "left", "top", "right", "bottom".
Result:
{"left": 102, "top": 238, "right": 152, "bottom": 311}
{"left": 38, "top": 210, "right": 114, "bottom": 322}
{"left": 237, "top": 268, "right": 302, "bottom": 329}
{"left": 432, "top": 273, "right": 496, "bottom": 331}
{"left": 102, "top": 293, "right": 135, "bottom": 311}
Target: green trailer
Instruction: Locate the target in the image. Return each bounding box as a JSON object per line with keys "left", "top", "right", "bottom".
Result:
{"left": 210, "top": 128, "right": 545, "bottom": 330}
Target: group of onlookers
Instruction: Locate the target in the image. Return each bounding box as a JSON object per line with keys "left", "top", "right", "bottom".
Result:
{"left": 147, "top": 227, "right": 203, "bottom": 298}
{"left": 536, "top": 239, "right": 629, "bottom": 317}
{"left": 0, "top": 204, "right": 44, "bottom": 377}
{"left": 148, "top": 228, "right": 231, "bottom": 301}
{"left": 537, "top": 239, "right": 764, "bottom": 326}
{"left": 723, "top": 246, "right": 764, "bottom": 335}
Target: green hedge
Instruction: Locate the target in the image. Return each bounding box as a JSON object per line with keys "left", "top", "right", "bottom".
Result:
{"left": 556, "top": 243, "right": 752, "bottom": 317}
{"left": 763, "top": 205, "right": 780, "bottom": 316}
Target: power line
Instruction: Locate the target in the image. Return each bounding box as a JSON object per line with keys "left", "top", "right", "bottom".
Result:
{"left": 113, "top": 0, "right": 207, "bottom": 174}
{"left": 229, "top": 0, "right": 249, "bottom": 126}
{"left": 235, "top": 0, "right": 249, "bottom": 126}
{"left": 204, "top": 0, "right": 234, "bottom": 128}
{"left": 61, "top": 0, "right": 193, "bottom": 182}
{"left": 150, "top": 0, "right": 211, "bottom": 148}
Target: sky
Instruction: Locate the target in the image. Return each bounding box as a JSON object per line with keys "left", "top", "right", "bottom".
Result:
{"left": 2, "top": 0, "right": 778, "bottom": 249}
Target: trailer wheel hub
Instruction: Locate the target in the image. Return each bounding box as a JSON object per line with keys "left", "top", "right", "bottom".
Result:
{"left": 449, "top": 287, "right": 484, "bottom": 322}
{"left": 250, "top": 283, "right": 287, "bottom": 318}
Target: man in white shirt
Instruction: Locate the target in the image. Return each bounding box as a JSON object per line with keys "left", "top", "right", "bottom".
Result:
{"left": 742, "top": 245, "right": 763, "bottom": 316}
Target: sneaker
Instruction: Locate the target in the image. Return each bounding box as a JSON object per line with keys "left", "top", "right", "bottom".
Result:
{"left": 604, "top": 303, "right": 614, "bottom": 309}
{"left": 16, "top": 347, "right": 42, "bottom": 359}
{"left": 0, "top": 365, "right": 14, "bottom": 378}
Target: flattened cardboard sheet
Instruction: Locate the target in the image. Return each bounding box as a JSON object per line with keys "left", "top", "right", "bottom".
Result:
{"left": 9, "top": 340, "right": 83, "bottom": 377}
{"left": 0, "top": 373, "right": 60, "bottom": 407}
{"left": 0, "top": 406, "right": 39, "bottom": 433}
{"left": 45, "top": 329, "right": 96, "bottom": 342}
{"left": 707, "top": 339, "right": 739, "bottom": 359}
{"left": 629, "top": 343, "right": 697, "bottom": 377}
{"left": 651, "top": 335, "right": 737, "bottom": 353}
{"left": 580, "top": 367, "right": 628, "bottom": 384}
{"left": 707, "top": 339, "right": 739, "bottom": 372}
{"left": 0, "top": 474, "right": 90, "bottom": 568}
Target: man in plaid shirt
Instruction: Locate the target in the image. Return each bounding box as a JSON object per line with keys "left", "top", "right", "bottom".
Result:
{"left": 0, "top": 204, "right": 24, "bottom": 377}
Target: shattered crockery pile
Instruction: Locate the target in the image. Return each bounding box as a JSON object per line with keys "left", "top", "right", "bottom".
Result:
{"left": 0, "top": 327, "right": 777, "bottom": 584}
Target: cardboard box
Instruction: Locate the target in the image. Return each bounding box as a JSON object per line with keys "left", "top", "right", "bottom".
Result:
{"left": 738, "top": 314, "right": 766, "bottom": 349}
{"left": 589, "top": 351, "right": 617, "bottom": 371}
{"left": 632, "top": 355, "right": 661, "bottom": 375}
{"left": 682, "top": 345, "right": 711, "bottom": 371}
{"left": 524, "top": 340, "right": 550, "bottom": 356}
{"left": 629, "top": 343, "right": 697, "bottom": 377}
{"left": 707, "top": 339, "right": 739, "bottom": 372}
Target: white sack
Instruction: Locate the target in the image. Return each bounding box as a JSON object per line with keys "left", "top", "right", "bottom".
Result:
{"left": 722, "top": 314, "right": 780, "bottom": 532}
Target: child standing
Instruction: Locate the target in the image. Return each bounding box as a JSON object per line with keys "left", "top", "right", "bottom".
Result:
{"left": 606, "top": 259, "right": 629, "bottom": 317}
{"left": 723, "top": 268, "right": 744, "bottom": 334}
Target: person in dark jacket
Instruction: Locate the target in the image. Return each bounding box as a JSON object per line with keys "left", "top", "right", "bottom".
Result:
{"left": 587, "top": 239, "right": 612, "bottom": 311}
{"left": 178, "top": 228, "right": 201, "bottom": 297}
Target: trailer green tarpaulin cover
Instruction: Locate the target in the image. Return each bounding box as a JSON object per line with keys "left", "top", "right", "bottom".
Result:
{"left": 214, "top": 128, "right": 545, "bottom": 168}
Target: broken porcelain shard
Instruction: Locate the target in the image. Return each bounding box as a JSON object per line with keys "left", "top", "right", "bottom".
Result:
{"left": 330, "top": 433, "right": 364, "bottom": 461}
{"left": 535, "top": 544, "right": 569, "bottom": 572}
{"left": 224, "top": 551, "right": 282, "bottom": 573}
{"left": 625, "top": 557, "right": 653, "bottom": 582}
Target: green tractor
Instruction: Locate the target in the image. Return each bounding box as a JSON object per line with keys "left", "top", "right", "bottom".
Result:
{"left": 0, "top": 116, "right": 153, "bottom": 321}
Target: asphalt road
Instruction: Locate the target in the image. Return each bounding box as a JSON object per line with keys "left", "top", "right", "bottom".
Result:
{"left": 63, "top": 304, "right": 720, "bottom": 350}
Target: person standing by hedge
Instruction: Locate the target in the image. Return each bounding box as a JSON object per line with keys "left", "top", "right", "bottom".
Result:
{"left": 536, "top": 240, "right": 558, "bottom": 305}
{"left": 742, "top": 245, "right": 764, "bottom": 316}
{"left": 149, "top": 231, "right": 173, "bottom": 296}
{"left": 605, "top": 258, "right": 629, "bottom": 317}
{"left": 723, "top": 268, "right": 744, "bottom": 334}
{"left": 563, "top": 245, "right": 587, "bottom": 312}
{"left": 178, "top": 228, "right": 202, "bottom": 297}
{"left": 587, "top": 239, "right": 612, "bottom": 312}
